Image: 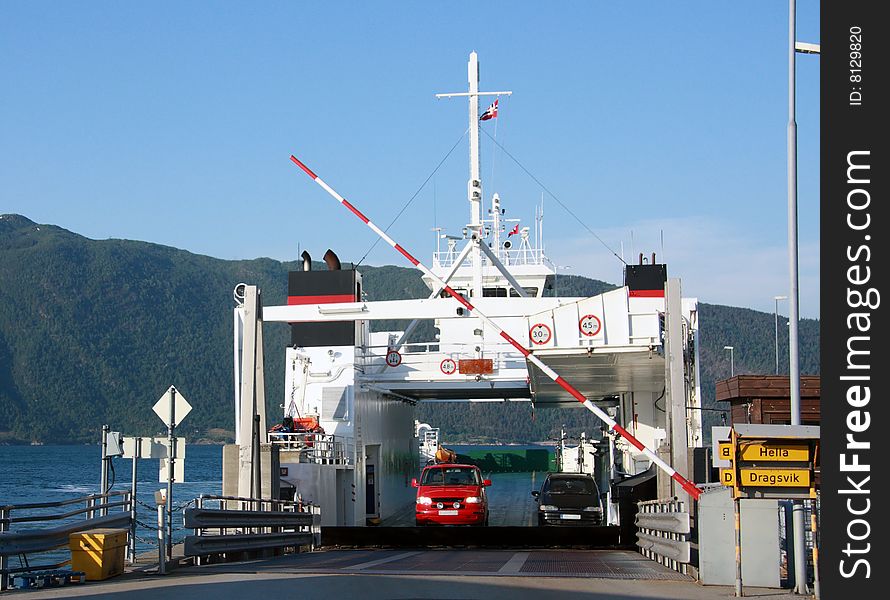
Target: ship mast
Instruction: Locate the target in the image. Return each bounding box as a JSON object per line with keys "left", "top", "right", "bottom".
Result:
{"left": 436, "top": 52, "right": 511, "bottom": 297}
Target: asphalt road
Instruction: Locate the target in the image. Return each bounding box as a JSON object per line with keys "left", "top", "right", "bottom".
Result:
{"left": 19, "top": 550, "right": 802, "bottom": 600}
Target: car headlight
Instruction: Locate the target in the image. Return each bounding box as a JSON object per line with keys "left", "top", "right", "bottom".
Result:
{"left": 416, "top": 496, "right": 433, "bottom": 505}
{"left": 583, "top": 506, "right": 602, "bottom": 512}
{"left": 465, "top": 496, "right": 482, "bottom": 504}
{"left": 539, "top": 504, "right": 559, "bottom": 511}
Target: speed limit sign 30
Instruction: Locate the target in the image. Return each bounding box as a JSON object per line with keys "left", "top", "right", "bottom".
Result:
{"left": 529, "top": 323, "right": 552, "bottom": 345}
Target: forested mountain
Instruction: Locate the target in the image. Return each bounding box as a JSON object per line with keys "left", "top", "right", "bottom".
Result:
{"left": 0, "top": 214, "right": 819, "bottom": 444}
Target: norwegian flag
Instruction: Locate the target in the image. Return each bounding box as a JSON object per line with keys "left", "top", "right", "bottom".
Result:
{"left": 479, "top": 98, "right": 498, "bottom": 121}
{"left": 508, "top": 224, "right": 519, "bottom": 236}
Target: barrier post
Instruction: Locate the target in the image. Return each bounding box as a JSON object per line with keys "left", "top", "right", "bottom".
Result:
{"left": 157, "top": 493, "right": 167, "bottom": 575}
{"left": 811, "top": 498, "right": 820, "bottom": 599}
{"left": 734, "top": 496, "right": 743, "bottom": 597}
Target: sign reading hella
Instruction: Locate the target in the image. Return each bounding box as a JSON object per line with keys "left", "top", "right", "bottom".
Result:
{"left": 738, "top": 443, "right": 810, "bottom": 462}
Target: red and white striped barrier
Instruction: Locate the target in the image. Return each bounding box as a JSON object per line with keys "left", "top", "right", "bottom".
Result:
{"left": 289, "top": 154, "right": 702, "bottom": 501}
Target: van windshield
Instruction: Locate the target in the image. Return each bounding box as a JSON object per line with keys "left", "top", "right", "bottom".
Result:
{"left": 421, "top": 467, "right": 480, "bottom": 486}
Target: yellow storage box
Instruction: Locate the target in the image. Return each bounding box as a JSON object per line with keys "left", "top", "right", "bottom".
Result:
{"left": 68, "top": 528, "right": 128, "bottom": 581}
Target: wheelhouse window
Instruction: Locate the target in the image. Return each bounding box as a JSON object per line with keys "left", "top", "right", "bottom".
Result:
{"left": 509, "top": 287, "right": 539, "bottom": 297}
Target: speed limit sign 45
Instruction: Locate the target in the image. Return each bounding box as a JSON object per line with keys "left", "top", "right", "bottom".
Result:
{"left": 579, "top": 314, "right": 602, "bottom": 337}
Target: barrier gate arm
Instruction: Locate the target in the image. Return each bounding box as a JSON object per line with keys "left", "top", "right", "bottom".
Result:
{"left": 289, "top": 154, "right": 702, "bottom": 502}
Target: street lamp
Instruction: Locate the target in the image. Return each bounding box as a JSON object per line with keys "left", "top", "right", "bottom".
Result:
{"left": 787, "top": 3, "right": 819, "bottom": 595}
{"left": 773, "top": 295, "right": 788, "bottom": 374}
{"left": 723, "top": 346, "right": 734, "bottom": 378}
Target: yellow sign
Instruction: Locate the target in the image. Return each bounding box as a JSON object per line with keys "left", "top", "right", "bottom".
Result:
{"left": 740, "top": 468, "right": 811, "bottom": 487}
{"left": 738, "top": 442, "right": 809, "bottom": 462}
{"left": 720, "top": 468, "right": 736, "bottom": 487}
{"left": 718, "top": 442, "right": 733, "bottom": 460}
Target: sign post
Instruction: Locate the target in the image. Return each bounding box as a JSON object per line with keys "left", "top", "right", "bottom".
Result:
{"left": 129, "top": 437, "right": 140, "bottom": 564}
{"left": 715, "top": 424, "right": 820, "bottom": 597}
{"left": 152, "top": 385, "right": 191, "bottom": 560}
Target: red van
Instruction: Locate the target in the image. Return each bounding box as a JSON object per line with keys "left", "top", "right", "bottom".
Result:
{"left": 412, "top": 463, "right": 491, "bottom": 526}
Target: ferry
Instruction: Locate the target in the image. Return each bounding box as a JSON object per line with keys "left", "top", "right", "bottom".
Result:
{"left": 224, "top": 52, "right": 704, "bottom": 528}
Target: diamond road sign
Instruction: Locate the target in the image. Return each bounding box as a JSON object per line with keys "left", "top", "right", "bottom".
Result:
{"left": 152, "top": 385, "right": 192, "bottom": 427}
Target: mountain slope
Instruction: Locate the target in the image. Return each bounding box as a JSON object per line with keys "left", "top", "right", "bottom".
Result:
{"left": 0, "top": 214, "right": 819, "bottom": 444}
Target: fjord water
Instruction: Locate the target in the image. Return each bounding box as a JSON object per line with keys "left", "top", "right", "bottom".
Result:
{"left": 0, "top": 444, "right": 222, "bottom": 564}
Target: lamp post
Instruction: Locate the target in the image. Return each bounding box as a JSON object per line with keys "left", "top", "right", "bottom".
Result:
{"left": 773, "top": 295, "right": 788, "bottom": 374}
{"left": 787, "top": 1, "right": 819, "bottom": 594}
{"left": 723, "top": 346, "right": 734, "bottom": 377}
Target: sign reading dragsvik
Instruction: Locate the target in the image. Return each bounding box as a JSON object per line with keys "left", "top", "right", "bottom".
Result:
{"left": 716, "top": 424, "right": 820, "bottom": 500}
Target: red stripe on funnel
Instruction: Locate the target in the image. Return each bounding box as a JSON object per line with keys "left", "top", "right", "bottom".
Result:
{"left": 287, "top": 294, "right": 355, "bottom": 305}
{"left": 629, "top": 289, "right": 665, "bottom": 298}
{"left": 290, "top": 155, "right": 317, "bottom": 179}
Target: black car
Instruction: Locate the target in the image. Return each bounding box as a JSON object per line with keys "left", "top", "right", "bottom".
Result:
{"left": 532, "top": 472, "right": 604, "bottom": 526}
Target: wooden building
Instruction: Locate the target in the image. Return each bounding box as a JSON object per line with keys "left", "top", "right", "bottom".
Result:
{"left": 715, "top": 375, "right": 820, "bottom": 425}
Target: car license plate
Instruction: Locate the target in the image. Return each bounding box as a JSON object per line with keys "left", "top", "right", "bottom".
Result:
{"left": 438, "top": 510, "right": 458, "bottom": 516}
{"left": 560, "top": 513, "right": 582, "bottom": 520}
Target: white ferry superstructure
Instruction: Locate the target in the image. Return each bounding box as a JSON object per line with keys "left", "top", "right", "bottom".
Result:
{"left": 227, "top": 52, "right": 704, "bottom": 527}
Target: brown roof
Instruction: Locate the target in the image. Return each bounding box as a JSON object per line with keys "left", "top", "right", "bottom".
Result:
{"left": 715, "top": 375, "right": 821, "bottom": 402}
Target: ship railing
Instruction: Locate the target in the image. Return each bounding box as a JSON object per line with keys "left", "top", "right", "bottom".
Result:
{"left": 0, "top": 490, "right": 132, "bottom": 590}
{"left": 419, "top": 429, "right": 440, "bottom": 463}
{"left": 268, "top": 432, "right": 354, "bottom": 466}
{"left": 635, "top": 496, "right": 691, "bottom": 575}
{"left": 362, "top": 328, "right": 661, "bottom": 372}
{"left": 183, "top": 494, "right": 320, "bottom": 563}
{"left": 433, "top": 247, "right": 545, "bottom": 268}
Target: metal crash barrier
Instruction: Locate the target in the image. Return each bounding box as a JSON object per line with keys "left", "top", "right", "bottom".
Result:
{"left": 183, "top": 494, "right": 320, "bottom": 561}
{"left": 635, "top": 497, "right": 691, "bottom": 575}
{"left": 0, "top": 491, "right": 133, "bottom": 591}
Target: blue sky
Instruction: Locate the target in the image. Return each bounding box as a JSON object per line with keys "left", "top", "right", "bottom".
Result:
{"left": 1, "top": 1, "right": 820, "bottom": 318}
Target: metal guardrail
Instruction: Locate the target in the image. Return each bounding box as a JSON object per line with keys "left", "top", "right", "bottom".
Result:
{"left": 0, "top": 491, "right": 133, "bottom": 591}
{"left": 183, "top": 494, "right": 320, "bottom": 562}
{"left": 184, "top": 508, "right": 313, "bottom": 529}
{"left": 635, "top": 497, "right": 691, "bottom": 575}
